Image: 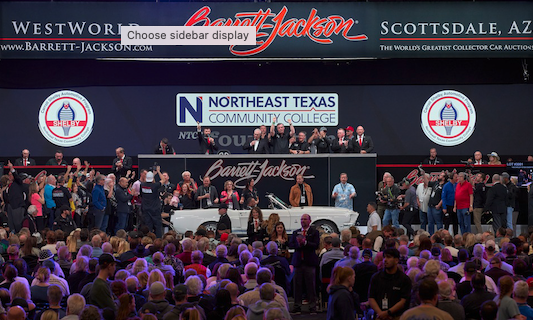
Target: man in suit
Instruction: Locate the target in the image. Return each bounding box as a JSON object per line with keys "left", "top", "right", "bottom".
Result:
{"left": 3, "top": 161, "right": 26, "bottom": 233}
{"left": 473, "top": 151, "right": 487, "bottom": 165}
{"left": 15, "top": 149, "right": 36, "bottom": 166}
{"left": 484, "top": 174, "right": 509, "bottom": 233}
{"left": 353, "top": 126, "right": 374, "bottom": 153}
{"left": 331, "top": 128, "right": 353, "bottom": 153}
{"left": 289, "top": 214, "right": 319, "bottom": 314}
{"left": 197, "top": 122, "right": 218, "bottom": 155}
{"left": 154, "top": 138, "right": 176, "bottom": 155}
{"left": 112, "top": 147, "right": 133, "bottom": 179}
{"left": 243, "top": 129, "right": 270, "bottom": 154}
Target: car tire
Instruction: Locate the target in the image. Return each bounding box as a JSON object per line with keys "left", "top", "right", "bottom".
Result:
{"left": 201, "top": 221, "right": 218, "bottom": 233}
{"left": 313, "top": 220, "right": 339, "bottom": 234}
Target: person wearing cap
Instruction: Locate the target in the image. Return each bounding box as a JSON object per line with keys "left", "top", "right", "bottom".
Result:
{"left": 484, "top": 174, "right": 509, "bottom": 233}
{"left": 308, "top": 127, "right": 331, "bottom": 154}
{"left": 353, "top": 249, "right": 377, "bottom": 302}
{"left": 399, "top": 179, "right": 418, "bottom": 239}
{"left": 216, "top": 203, "right": 231, "bottom": 237}
{"left": 289, "top": 174, "right": 313, "bottom": 208}
{"left": 141, "top": 166, "right": 164, "bottom": 238}
{"left": 244, "top": 128, "right": 270, "bottom": 154}
{"left": 163, "top": 284, "right": 205, "bottom": 320}
{"left": 368, "top": 248, "right": 412, "bottom": 319}
{"left": 501, "top": 172, "right": 519, "bottom": 233}
{"left": 289, "top": 131, "right": 310, "bottom": 155}
{"left": 454, "top": 172, "right": 474, "bottom": 234}
{"left": 331, "top": 128, "right": 354, "bottom": 153}
{"left": 487, "top": 152, "right": 502, "bottom": 165}
{"left": 400, "top": 279, "right": 453, "bottom": 320}
{"left": 269, "top": 116, "right": 295, "bottom": 154}
{"left": 53, "top": 205, "right": 77, "bottom": 235}
{"left": 354, "top": 126, "right": 374, "bottom": 154}
{"left": 90, "top": 253, "right": 117, "bottom": 311}
{"left": 142, "top": 281, "right": 173, "bottom": 320}
{"left": 423, "top": 148, "right": 444, "bottom": 165}
{"left": 345, "top": 126, "right": 355, "bottom": 140}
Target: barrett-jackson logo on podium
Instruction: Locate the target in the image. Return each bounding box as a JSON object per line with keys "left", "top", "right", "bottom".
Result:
{"left": 421, "top": 90, "right": 476, "bottom": 147}
{"left": 38, "top": 90, "right": 94, "bottom": 147}
{"left": 203, "top": 158, "right": 315, "bottom": 188}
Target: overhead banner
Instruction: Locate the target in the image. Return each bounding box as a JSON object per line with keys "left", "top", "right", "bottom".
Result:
{"left": 1, "top": 2, "right": 532, "bottom": 59}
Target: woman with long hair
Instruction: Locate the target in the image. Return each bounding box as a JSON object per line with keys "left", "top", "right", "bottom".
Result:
{"left": 494, "top": 276, "right": 521, "bottom": 320}
{"left": 270, "top": 222, "right": 289, "bottom": 258}
{"left": 30, "top": 266, "right": 50, "bottom": 303}
{"left": 20, "top": 236, "right": 39, "bottom": 258}
{"left": 220, "top": 180, "right": 240, "bottom": 210}
{"left": 240, "top": 178, "right": 259, "bottom": 209}
{"left": 266, "top": 213, "right": 280, "bottom": 236}
{"left": 225, "top": 267, "right": 245, "bottom": 294}
{"left": 224, "top": 306, "right": 246, "bottom": 320}
{"left": 29, "top": 182, "right": 45, "bottom": 231}
{"left": 117, "top": 293, "right": 136, "bottom": 320}
{"left": 246, "top": 207, "right": 266, "bottom": 243}
{"left": 327, "top": 266, "right": 359, "bottom": 320}
{"left": 10, "top": 281, "right": 36, "bottom": 313}
{"left": 179, "top": 183, "right": 197, "bottom": 210}
{"left": 415, "top": 237, "right": 432, "bottom": 257}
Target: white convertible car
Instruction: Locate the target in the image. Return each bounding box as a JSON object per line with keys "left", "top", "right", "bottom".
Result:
{"left": 170, "top": 193, "right": 359, "bottom": 235}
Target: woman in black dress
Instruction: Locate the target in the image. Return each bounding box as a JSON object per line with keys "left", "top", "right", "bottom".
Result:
{"left": 246, "top": 207, "right": 266, "bottom": 243}
{"left": 240, "top": 178, "right": 259, "bottom": 210}
{"left": 179, "top": 183, "right": 197, "bottom": 209}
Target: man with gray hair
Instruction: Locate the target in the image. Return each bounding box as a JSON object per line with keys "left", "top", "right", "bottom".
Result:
{"left": 238, "top": 268, "right": 288, "bottom": 310}
{"left": 261, "top": 241, "right": 290, "bottom": 292}
{"left": 62, "top": 294, "right": 86, "bottom": 320}
{"left": 484, "top": 174, "right": 509, "bottom": 233}
{"left": 243, "top": 262, "right": 259, "bottom": 290}
{"left": 335, "top": 245, "right": 360, "bottom": 268}
{"left": 244, "top": 128, "right": 270, "bottom": 154}
{"left": 320, "top": 237, "right": 344, "bottom": 268}
{"left": 208, "top": 245, "right": 229, "bottom": 272}
{"left": 513, "top": 280, "right": 533, "bottom": 319}
{"left": 185, "top": 275, "right": 213, "bottom": 315}
{"left": 246, "top": 283, "right": 292, "bottom": 320}
{"left": 436, "top": 280, "right": 465, "bottom": 320}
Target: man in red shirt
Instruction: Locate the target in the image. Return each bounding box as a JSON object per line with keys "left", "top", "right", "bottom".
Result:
{"left": 454, "top": 172, "right": 474, "bottom": 234}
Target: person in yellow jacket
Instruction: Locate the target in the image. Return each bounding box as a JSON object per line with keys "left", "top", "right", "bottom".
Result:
{"left": 289, "top": 174, "right": 313, "bottom": 207}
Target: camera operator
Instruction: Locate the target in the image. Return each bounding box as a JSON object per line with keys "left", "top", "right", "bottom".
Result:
{"left": 379, "top": 175, "right": 401, "bottom": 228}
{"left": 308, "top": 127, "right": 330, "bottom": 154}
{"left": 399, "top": 179, "right": 418, "bottom": 239}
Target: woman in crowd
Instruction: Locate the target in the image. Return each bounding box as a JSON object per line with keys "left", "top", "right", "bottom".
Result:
{"left": 30, "top": 266, "right": 51, "bottom": 303}
{"left": 270, "top": 221, "right": 289, "bottom": 258}
{"left": 327, "top": 266, "right": 359, "bottom": 320}
{"left": 265, "top": 213, "right": 280, "bottom": 236}
{"left": 10, "top": 281, "right": 36, "bottom": 314}
{"left": 179, "top": 183, "right": 197, "bottom": 210}
{"left": 0, "top": 265, "right": 17, "bottom": 290}
{"left": 103, "top": 176, "right": 117, "bottom": 233}
{"left": 117, "top": 293, "right": 137, "bottom": 320}
{"left": 488, "top": 152, "right": 502, "bottom": 165}
{"left": 240, "top": 178, "right": 259, "bottom": 209}
{"left": 246, "top": 207, "right": 266, "bottom": 243}
{"left": 29, "top": 182, "right": 45, "bottom": 231}
{"left": 220, "top": 180, "right": 240, "bottom": 210}
{"left": 416, "top": 173, "right": 431, "bottom": 232}
{"left": 494, "top": 276, "right": 522, "bottom": 320}
{"left": 441, "top": 248, "right": 456, "bottom": 268}
{"left": 20, "top": 236, "right": 39, "bottom": 258}
{"left": 68, "top": 256, "right": 88, "bottom": 294}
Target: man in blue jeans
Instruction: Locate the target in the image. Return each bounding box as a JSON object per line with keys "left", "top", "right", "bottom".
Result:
{"left": 115, "top": 177, "right": 133, "bottom": 234}
{"left": 427, "top": 171, "right": 446, "bottom": 234}
{"left": 380, "top": 176, "right": 401, "bottom": 228}
{"left": 91, "top": 174, "right": 107, "bottom": 230}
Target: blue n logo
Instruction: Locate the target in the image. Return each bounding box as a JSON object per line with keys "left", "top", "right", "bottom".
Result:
{"left": 179, "top": 96, "right": 202, "bottom": 123}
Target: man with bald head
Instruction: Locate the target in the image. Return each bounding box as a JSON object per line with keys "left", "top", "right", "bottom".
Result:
{"left": 353, "top": 125, "right": 374, "bottom": 153}
{"left": 244, "top": 128, "right": 270, "bottom": 154}
{"left": 15, "top": 149, "right": 35, "bottom": 167}
{"left": 7, "top": 306, "right": 24, "bottom": 320}
{"left": 289, "top": 214, "right": 319, "bottom": 314}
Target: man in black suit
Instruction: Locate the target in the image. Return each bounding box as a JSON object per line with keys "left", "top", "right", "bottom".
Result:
{"left": 3, "top": 161, "right": 26, "bottom": 232}
{"left": 353, "top": 125, "right": 374, "bottom": 153}
{"left": 197, "top": 122, "right": 218, "bottom": 155}
{"left": 112, "top": 147, "right": 133, "bottom": 179}
{"left": 243, "top": 129, "right": 270, "bottom": 154}
{"left": 14, "top": 149, "right": 36, "bottom": 166}
{"left": 473, "top": 151, "right": 487, "bottom": 165}
{"left": 484, "top": 174, "right": 509, "bottom": 233}
{"left": 154, "top": 138, "right": 176, "bottom": 155}
{"left": 331, "top": 128, "right": 353, "bottom": 153}
{"left": 289, "top": 213, "right": 319, "bottom": 314}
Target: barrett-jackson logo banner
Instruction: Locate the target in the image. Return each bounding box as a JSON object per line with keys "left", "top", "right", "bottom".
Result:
{"left": 1, "top": 2, "right": 532, "bottom": 59}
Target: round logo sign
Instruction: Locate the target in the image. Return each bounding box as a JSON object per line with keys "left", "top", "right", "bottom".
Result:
{"left": 38, "top": 90, "right": 94, "bottom": 147}
{"left": 421, "top": 90, "right": 476, "bottom": 147}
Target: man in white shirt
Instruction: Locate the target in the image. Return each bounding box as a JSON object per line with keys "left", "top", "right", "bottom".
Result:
{"left": 367, "top": 202, "right": 382, "bottom": 233}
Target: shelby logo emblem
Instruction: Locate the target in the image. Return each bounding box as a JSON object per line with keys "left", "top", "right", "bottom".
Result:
{"left": 39, "top": 90, "right": 94, "bottom": 147}
{"left": 421, "top": 90, "right": 476, "bottom": 147}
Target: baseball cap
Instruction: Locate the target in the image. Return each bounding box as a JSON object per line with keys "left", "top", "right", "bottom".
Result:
{"left": 346, "top": 126, "right": 354, "bottom": 132}
{"left": 140, "top": 302, "right": 157, "bottom": 315}
{"left": 464, "top": 261, "right": 477, "bottom": 273}
{"left": 219, "top": 203, "right": 228, "bottom": 210}
{"left": 146, "top": 172, "right": 154, "bottom": 182}
{"left": 362, "top": 249, "right": 373, "bottom": 258}
{"left": 173, "top": 284, "right": 188, "bottom": 299}
{"left": 99, "top": 253, "right": 117, "bottom": 266}
{"left": 431, "top": 247, "right": 441, "bottom": 257}
{"left": 526, "top": 278, "right": 533, "bottom": 288}
{"left": 129, "top": 231, "right": 141, "bottom": 239}
{"left": 220, "top": 233, "right": 229, "bottom": 242}
{"left": 319, "top": 127, "right": 328, "bottom": 132}
{"left": 149, "top": 281, "right": 166, "bottom": 296}
{"left": 486, "top": 240, "right": 496, "bottom": 251}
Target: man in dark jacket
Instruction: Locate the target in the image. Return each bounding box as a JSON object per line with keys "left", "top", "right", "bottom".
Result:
{"left": 4, "top": 161, "right": 26, "bottom": 232}
{"left": 115, "top": 177, "right": 133, "bottom": 234}
{"left": 484, "top": 174, "right": 509, "bottom": 233}
{"left": 289, "top": 213, "right": 319, "bottom": 314}
{"left": 502, "top": 172, "right": 519, "bottom": 233}
{"left": 53, "top": 205, "right": 77, "bottom": 236}
{"left": 91, "top": 175, "right": 106, "bottom": 230}
{"left": 197, "top": 123, "right": 218, "bottom": 155}
{"left": 112, "top": 147, "right": 133, "bottom": 179}
{"left": 243, "top": 129, "right": 270, "bottom": 154}
{"left": 141, "top": 167, "right": 164, "bottom": 238}
{"left": 195, "top": 176, "right": 219, "bottom": 209}
{"left": 142, "top": 282, "right": 173, "bottom": 320}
